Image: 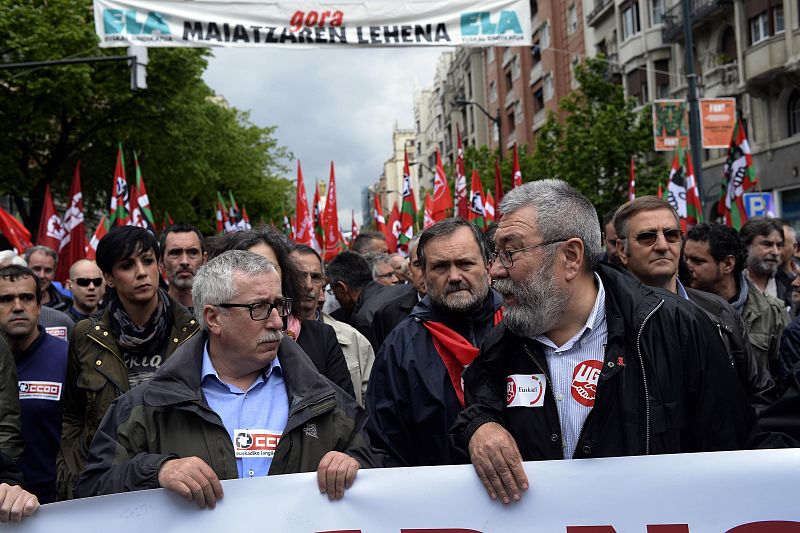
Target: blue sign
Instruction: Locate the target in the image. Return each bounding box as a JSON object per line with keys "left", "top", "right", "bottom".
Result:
{"left": 743, "top": 192, "right": 774, "bottom": 218}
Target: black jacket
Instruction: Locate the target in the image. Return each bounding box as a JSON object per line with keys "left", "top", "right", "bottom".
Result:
{"left": 686, "top": 287, "right": 778, "bottom": 413}
{"left": 750, "top": 361, "right": 800, "bottom": 448}
{"left": 0, "top": 450, "right": 24, "bottom": 487}
{"left": 351, "top": 282, "right": 409, "bottom": 337}
{"left": 366, "top": 290, "right": 503, "bottom": 467}
{"left": 366, "top": 284, "right": 419, "bottom": 351}
{"left": 451, "top": 264, "right": 755, "bottom": 460}
{"left": 295, "top": 319, "right": 356, "bottom": 399}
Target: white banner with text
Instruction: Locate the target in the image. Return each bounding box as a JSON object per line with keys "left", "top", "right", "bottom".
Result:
{"left": 11, "top": 449, "right": 800, "bottom": 532}
{"left": 92, "top": 0, "right": 532, "bottom": 48}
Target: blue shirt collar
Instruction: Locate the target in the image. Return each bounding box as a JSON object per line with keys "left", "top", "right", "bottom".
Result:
{"left": 676, "top": 278, "right": 689, "bottom": 300}
{"left": 201, "top": 341, "right": 282, "bottom": 388}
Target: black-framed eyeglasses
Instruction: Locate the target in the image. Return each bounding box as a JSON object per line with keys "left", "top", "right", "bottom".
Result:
{"left": 492, "top": 239, "right": 569, "bottom": 269}
{"left": 620, "top": 229, "right": 682, "bottom": 247}
{"left": 216, "top": 298, "right": 293, "bottom": 320}
{"left": 73, "top": 277, "right": 103, "bottom": 287}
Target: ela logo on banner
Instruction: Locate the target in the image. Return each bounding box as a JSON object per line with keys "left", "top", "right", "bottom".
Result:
{"left": 506, "top": 374, "right": 546, "bottom": 407}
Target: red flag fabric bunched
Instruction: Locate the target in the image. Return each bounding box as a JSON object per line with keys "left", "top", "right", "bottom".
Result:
{"left": 86, "top": 215, "right": 109, "bottom": 261}
{"left": 56, "top": 162, "right": 88, "bottom": 282}
{"left": 720, "top": 119, "right": 758, "bottom": 230}
{"left": 657, "top": 181, "right": 663, "bottom": 199}
{"left": 666, "top": 144, "right": 702, "bottom": 231}
{"left": 37, "top": 184, "right": 63, "bottom": 252}
{"left": 215, "top": 192, "right": 228, "bottom": 235}
{"left": 511, "top": 145, "right": 523, "bottom": 189}
{"left": 432, "top": 148, "right": 453, "bottom": 221}
{"left": 241, "top": 206, "right": 252, "bottom": 230}
{"left": 485, "top": 191, "right": 496, "bottom": 224}
{"left": 398, "top": 151, "right": 417, "bottom": 250}
{"left": 629, "top": 157, "right": 636, "bottom": 202}
{"left": 323, "top": 162, "right": 346, "bottom": 261}
{"left": 0, "top": 206, "right": 32, "bottom": 253}
{"left": 109, "top": 144, "right": 130, "bottom": 226}
{"left": 129, "top": 151, "right": 156, "bottom": 231}
{"left": 294, "top": 161, "right": 314, "bottom": 247}
{"left": 386, "top": 202, "right": 401, "bottom": 254}
{"left": 423, "top": 192, "right": 435, "bottom": 229}
{"left": 313, "top": 181, "right": 325, "bottom": 254}
{"left": 373, "top": 193, "right": 388, "bottom": 239}
{"left": 351, "top": 210, "right": 359, "bottom": 244}
{"left": 454, "top": 131, "right": 468, "bottom": 218}
{"left": 467, "top": 169, "right": 486, "bottom": 230}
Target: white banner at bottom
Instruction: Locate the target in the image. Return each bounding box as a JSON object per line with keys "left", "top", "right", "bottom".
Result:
{"left": 11, "top": 449, "right": 800, "bottom": 532}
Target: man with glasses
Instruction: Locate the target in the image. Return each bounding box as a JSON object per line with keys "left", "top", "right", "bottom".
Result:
{"left": 365, "top": 253, "right": 400, "bottom": 286}
{"left": 450, "top": 180, "right": 754, "bottom": 505}
{"left": 159, "top": 223, "right": 207, "bottom": 314}
{"left": 64, "top": 260, "right": 105, "bottom": 322}
{"left": 75, "top": 250, "right": 379, "bottom": 506}
{"left": 614, "top": 197, "right": 776, "bottom": 412}
{"left": 367, "top": 218, "right": 502, "bottom": 467}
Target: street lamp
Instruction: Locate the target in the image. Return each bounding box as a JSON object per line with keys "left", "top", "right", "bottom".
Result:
{"left": 454, "top": 98, "right": 503, "bottom": 162}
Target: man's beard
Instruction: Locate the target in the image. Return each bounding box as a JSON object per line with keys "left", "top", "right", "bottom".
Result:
{"left": 169, "top": 270, "right": 195, "bottom": 290}
{"left": 493, "top": 255, "right": 570, "bottom": 338}
{"left": 429, "top": 278, "right": 489, "bottom": 314}
{"left": 748, "top": 255, "right": 778, "bottom": 276}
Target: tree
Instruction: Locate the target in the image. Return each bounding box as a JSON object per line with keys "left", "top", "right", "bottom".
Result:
{"left": 0, "top": 0, "right": 292, "bottom": 237}
{"left": 530, "top": 57, "right": 662, "bottom": 217}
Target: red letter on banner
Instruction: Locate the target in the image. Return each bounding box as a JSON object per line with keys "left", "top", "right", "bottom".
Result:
{"left": 727, "top": 522, "right": 800, "bottom": 533}
{"left": 567, "top": 527, "right": 689, "bottom": 533}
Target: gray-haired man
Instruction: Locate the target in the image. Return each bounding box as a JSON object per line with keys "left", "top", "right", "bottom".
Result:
{"left": 75, "top": 250, "right": 379, "bottom": 507}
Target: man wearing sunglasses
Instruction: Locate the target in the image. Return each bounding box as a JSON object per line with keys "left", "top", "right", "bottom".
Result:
{"left": 75, "top": 250, "right": 379, "bottom": 507}
{"left": 451, "top": 180, "right": 753, "bottom": 505}
{"left": 614, "top": 197, "right": 777, "bottom": 413}
{"left": 64, "top": 260, "right": 105, "bottom": 322}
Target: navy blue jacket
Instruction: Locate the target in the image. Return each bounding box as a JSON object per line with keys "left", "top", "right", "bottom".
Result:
{"left": 366, "top": 290, "right": 502, "bottom": 467}
{"left": 14, "top": 328, "right": 68, "bottom": 503}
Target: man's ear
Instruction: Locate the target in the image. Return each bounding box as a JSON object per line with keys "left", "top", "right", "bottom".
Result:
{"left": 616, "top": 238, "right": 629, "bottom": 267}
{"left": 563, "top": 238, "right": 586, "bottom": 281}
{"left": 719, "top": 255, "right": 736, "bottom": 275}
{"left": 204, "top": 305, "right": 223, "bottom": 336}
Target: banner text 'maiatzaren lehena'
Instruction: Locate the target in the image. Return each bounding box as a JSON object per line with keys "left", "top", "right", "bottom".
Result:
{"left": 93, "top": 0, "right": 533, "bottom": 48}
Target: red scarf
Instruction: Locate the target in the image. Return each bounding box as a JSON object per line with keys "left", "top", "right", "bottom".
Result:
{"left": 422, "top": 308, "right": 503, "bottom": 407}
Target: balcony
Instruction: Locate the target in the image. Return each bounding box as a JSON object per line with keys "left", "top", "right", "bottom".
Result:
{"left": 702, "top": 61, "right": 739, "bottom": 95}
{"left": 586, "top": 0, "right": 614, "bottom": 26}
{"left": 744, "top": 36, "right": 788, "bottom": 88}
{"left": 662, "top": 0, "right": 733, "bottom": 43}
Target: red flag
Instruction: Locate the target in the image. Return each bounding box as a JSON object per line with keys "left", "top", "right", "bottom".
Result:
{"left": 56, "top": 162, "right": 88, "bottom": 282}
{"left": 0, "top": 206, "right": 32, "bottom": 253}
{"left": 423, "top": 192, "right": 435, "bottom": 229}
{"left": 109, "top": 144, "right": 130, "bottom": 226}
{"left": 432, "top": 148, "right": 453, "bottom": 220}
{"left": 36, "top": 184, "right": 63, "bottom": 252}
{"left": 323, "top": 162, "right": 346, "bottom": 261}
{"left": 351, "top": 210, "right": 359, "bottom": 244}
{"left": 398, "top": 151, "right": 417, "bottom": 250}
{"left": 629, "top": 157, "right": 636, "bottom": 202}
{"left": 129, "top": 151, "right": 155, "bottom": 230}
{"left": 241, "top": 206, "right": 252, "bottom": 230}
{"left": 294, "top": 161, "right": 314, "bottom": 246}
{"left": 386, "top": 202, "right": 401, "bottom": 253}
{"left": 720, "top": 118, "right": 758, "bottom": 229}
{"left": 455, "top": 131, "right": 468, "bottom": 218}
{"left": 467, "top": 169, "right": 486, "bottom": 230}
{"left": 313, "top": 181, "right": 325, "bottom": 253}
{"left": 373, "top": 193, "right": 388, "bottom": 238}
{"left": 215, "top": 192, "right": 228, "bottom": 235}
{"left": 485, "top": 191, "right": 496, "bottom": 224}
{"left": 657, "top": 181, "right": 663, "bottom": 199}
{"left": 511, "top": 145, "right": 523, "bottom": 188}
{"left": 493, "top": 158, "right": 504, "bottom": 207}
{"left": 86, "top": 215, "right": 109, "bottom": 261}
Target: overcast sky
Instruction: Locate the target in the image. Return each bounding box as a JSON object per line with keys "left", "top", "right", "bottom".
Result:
{"left": 203, "top": 46, "right": 447, "bottom": 228}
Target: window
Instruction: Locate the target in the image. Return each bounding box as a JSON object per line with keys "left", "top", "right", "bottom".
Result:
{"left": 568, "top": 4, "right": 578, "bottom": 34}
{"left": 789, "top": 90, "right": 800, "bottom": 137}
{"left": 512, "top": 55, "right": 521, "bottom": 80}
{"left": 621, "top": 2, "right": 641, "bottom": 40}
{"left": 750, "top": 12, "right": 769, "bottom": 44}
{"left": 533, "top": 86, "right": 545, "bottom": 111}
{"left": 571, "top": 55, "right": 580, "bottom": 89}
{"left": 507, "top": 109, "right": 516, "bottom": 130}
{"left": 651, "top": 0, "right": 664, "bottom": 25}
{"left": 655, "top": 59, "right": 670, "bottom": 99}
{"left": 514, "top": 101, "right": 523, "bottom": 124}
{"left": 543, "top": 74, "right": 554, "bottom": 102}
{"left": 489, "top": 80, "right": 497, "bottom": 102}
{"left": 531, "top": 41, "right": 541, "bottom": 63}
{"left": 541, "top": 21, "right": 551, "bottom": 48}
{"left": 505, "top": 69, "right": 513, "bottom": 92}
{"left": 774, "top": 6, "right": 784, "bottom": 33}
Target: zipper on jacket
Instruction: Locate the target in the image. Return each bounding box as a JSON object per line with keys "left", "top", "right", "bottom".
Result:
{"left": 636, "top": 299, "right": 664, "bottom": 456}
{"left": 284, "top": 390, "right": 337, "bottom": 434}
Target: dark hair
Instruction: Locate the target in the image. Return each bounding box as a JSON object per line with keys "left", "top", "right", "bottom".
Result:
{"left": 23, "top": 245, "right": 58, "bottom": 266}
{"left": 613, "top": 196, "right": 679, "bottom": 241}
{"left": 96, "top": 226, "right": 160, "bottom": 275}
{"left": 483, "top": 222, "right": 498, "bottom": 255}
{"left": 739, "top": 217, "right": 784, "bottom": 246}
{"left": 291, "top": 244, "right": 322, "bottom": 266}
{"left": 159, "top": 223, "right": 205, "bottom": 255}
{"left": 686, "top": 222, "right": 747, "bottom": 278}
{"left": 602, "top": 208, "right": 618, "bottom": 229}
{"left": 326, "top": 251, "right": 374, "bottom": 290}
{"left": 352, "top": 231, "right": 386, "bottom": 254}
{"left": 210, "top": 226, "right": 304, "bottom": 316}
{"left": 0, "top": 265, "right": 42, "bottom": 304}
{"left": 417, "top": 218, "right": 488, "bottom": 271}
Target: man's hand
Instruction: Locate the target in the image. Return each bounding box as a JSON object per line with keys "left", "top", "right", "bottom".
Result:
{"left": 0, "top": 483, "right": 39, "bottom": 523}
{"left": 468, "top": 422, "right": 528, "bottom": 504}
{"left": 157, "top": 457, "right": 224, "bottom": 509}
{"left": 317, "top": 451, "right": 360, "bottom": 500}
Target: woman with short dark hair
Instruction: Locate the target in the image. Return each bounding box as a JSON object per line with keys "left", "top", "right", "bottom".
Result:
{"left": 57, "top": 226, "right": 199, "bottom": 500}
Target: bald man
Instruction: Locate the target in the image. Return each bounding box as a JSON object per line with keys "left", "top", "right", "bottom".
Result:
{"left": 65, "top": 260, "right": 106, "bottom": 322}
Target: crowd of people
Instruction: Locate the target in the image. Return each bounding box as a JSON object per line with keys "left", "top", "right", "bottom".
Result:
{"left": 1, "top": 179, "right": 799, "bottom": 522}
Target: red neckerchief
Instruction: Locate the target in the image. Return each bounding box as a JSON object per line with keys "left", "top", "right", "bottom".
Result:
{"left": 422, "top": 307, "right": 503, "bottom": 407}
